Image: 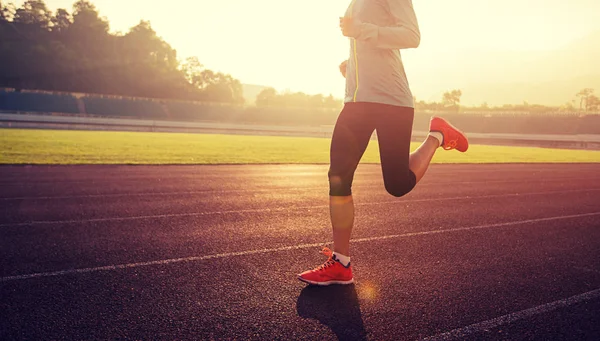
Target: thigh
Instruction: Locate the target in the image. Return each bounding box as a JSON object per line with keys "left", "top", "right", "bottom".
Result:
{"left": 375, "top": 105, "right": 415, "bottom": 180}
{"left": 329, "top": 103, "right": 376, "bottom": 179}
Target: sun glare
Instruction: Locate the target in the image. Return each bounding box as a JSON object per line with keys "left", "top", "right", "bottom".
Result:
{"left": 11, "top": 0, "right": 600, "bottom": 105}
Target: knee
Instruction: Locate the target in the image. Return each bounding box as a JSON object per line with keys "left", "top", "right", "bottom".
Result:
{"left": 329, "top": 173, "right": 352, "bottom": 197}
{"left": 384, "top": 171, "right": 416, "bottom": 198}
{"left": 384, "top": 183, "right": 413, "bottom": 197}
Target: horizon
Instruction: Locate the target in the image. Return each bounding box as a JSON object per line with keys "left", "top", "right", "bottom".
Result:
{"left": 11, "top": 0, "right": 600, "bottom": 106}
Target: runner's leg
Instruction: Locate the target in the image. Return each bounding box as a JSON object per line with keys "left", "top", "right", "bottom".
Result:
{"left": 328, "top": 102, "right": 376, "bottom": 257}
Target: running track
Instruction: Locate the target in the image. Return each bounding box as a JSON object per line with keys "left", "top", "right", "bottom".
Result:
{"left": 1, "top": 163, "right": 600, "bottom": 340}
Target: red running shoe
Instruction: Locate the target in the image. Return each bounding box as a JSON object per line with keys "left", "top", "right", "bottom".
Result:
{"left": 298, "top": 247, "right": 354, "bottom": 286}
{"left": 430, "top": 117, "right": 469, "bottom": 152}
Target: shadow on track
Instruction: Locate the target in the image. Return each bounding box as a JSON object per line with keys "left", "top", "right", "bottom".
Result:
{"left": 296, "top": 284, "right": 367, "bottom": 341}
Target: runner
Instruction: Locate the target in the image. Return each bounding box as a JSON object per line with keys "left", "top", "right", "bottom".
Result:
{"left": 298, "top": 0, "right": 469, "bottom": 286}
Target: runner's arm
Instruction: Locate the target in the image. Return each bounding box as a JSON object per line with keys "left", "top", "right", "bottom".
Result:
{"left": 354, "top": 0, "right": 420, "bottom": 49}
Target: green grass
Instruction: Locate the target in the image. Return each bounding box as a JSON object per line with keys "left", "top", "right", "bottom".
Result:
{"left": 1, "top": 128, "right": 599, "bottom": 164}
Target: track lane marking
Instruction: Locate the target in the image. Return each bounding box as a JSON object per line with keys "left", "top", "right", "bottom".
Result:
{"left": 2, "top": 188, "right": 599, "bottom": 227}
{"left": 1, "top": 179, "right": 597, "bottom": 201}
{"left": 1, "top": 211, "right": 598, "bottom": 282}
{"left": 420, "top": 288, "right": 600, "bottom": 341}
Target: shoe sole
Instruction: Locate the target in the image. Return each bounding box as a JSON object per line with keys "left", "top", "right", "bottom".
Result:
{"left": 297, "top": 276, "right": 355, "bottom": 286}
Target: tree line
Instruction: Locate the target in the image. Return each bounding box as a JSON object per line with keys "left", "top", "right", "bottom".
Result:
{"left": 415, "top": 88, "right": 599, "bottom": 113}
{"left": 256, "top": 87, "right": 600, "bottom": 113}
{"left": 0, "top": 0, "right": 243, "bottom": 103}
{"left": 255, "top": 87, "right": 343, "bottom": 109}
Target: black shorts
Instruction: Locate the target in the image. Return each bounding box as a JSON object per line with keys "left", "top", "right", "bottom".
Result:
{"left": 328, "top": 102, "right": 417, "bottom": 197}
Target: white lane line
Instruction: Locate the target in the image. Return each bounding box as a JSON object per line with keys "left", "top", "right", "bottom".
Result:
{"left": 0, "top": 187, "right": 325, "bottom": 200}
{"left": 1, "top": 207, "right": 285, "bottom": 227}
{"left": 2, "top": 188, "right": 599, "bottom": 228}
{"left": 420, "top": 288, "right": 600, "bottom": 341}
{"left": 1, "top": 211, "right": 598, "bottom": 283}
{"left": 1, "top": 179, "right": 596, "bottom": 201}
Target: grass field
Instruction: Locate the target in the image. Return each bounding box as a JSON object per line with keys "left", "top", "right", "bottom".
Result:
{"left": 1, "top": 128, "right": 600, "bottom": 164}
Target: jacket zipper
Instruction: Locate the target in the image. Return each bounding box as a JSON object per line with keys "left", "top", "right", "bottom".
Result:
{"left": 347, "top": 0, "right": 359, "bottom": 102}
{"left": 352, "top": 38, "right": 359, "bottom": 102}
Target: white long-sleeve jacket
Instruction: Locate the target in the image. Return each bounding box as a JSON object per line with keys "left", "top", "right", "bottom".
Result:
{"left": 343, "top": 0, "right": 420, "bottom": 108}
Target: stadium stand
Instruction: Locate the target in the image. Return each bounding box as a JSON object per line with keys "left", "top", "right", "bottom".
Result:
{"left": 81, "top": 96, "right": 166, "bottom": 119}
{"left": 1, "top": 88, "right": 599, "bottom": 135}
{"left": 0, "top": 88, "right": 79, "bottom": 114}
{"left": 576, "top": 114, "right": 600, "bottom": 134}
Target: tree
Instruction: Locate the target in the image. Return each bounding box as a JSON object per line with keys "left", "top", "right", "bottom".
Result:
{"left": 587, "top": 95, "right": 600, "bottom": 111}
{"left": 209, "top": 73, "right": 244, "bottom": 104}
{"left": 51, "top": 8, "right": 71, "bottom": 33}
{"left": 324, "top": 94, "right": 342, "bottom": 109}
{"left": 70, "top": 0, "right": 109, "bottom": 36}
{"left": 256, "top": 88, "right": 277, "bottom": 107}
{"left": 123, "top": 20, "right": 178, "bottom": 70}
{"left": 576, "top": 88, "right": 594, "bottom": 111}
{"left": 180, "top": 57, "right": 243, "bottom": 103}
{"left": 181, "top": 56, "right": 204, "bottom": 88}
{"left": 254, "top": 89, "right": 343, "bottom": 109}
{"left": 442, "top": 89, "right": 462, "bottom": 112}
{"left": 308, "top": 94, "right": 325, "bottom": 108}
{"left": 561, "top": 100, "right": 576, "bottom": 112}
{"left": 0, "top": 0, "right": 243, "bottom": 103}
{"left": 13, "top": 0, "right": 51, "bottom": 28}
{"left": 1, "top": 2, "right": 17, "bottom": 20}
{"left": 280, "top": 91, "right": 309, "bottom": 108}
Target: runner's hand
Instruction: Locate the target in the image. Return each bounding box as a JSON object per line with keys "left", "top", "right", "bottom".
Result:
{"left": 340, "top": 17, "right": 358, "bottom": 38}
{"left": 339, "top": 60, "right": 347, "bottom": 78}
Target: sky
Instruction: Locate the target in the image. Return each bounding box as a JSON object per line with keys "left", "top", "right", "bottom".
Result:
{"left": 14, "top": 0, "right": 600, "bottom": 103}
